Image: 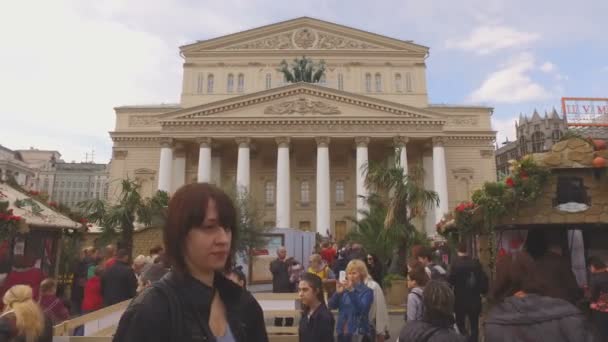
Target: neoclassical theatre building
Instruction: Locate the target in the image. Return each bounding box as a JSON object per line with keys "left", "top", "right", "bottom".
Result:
{"left": 109, "top": 17, "right": 496, "bottom": 240}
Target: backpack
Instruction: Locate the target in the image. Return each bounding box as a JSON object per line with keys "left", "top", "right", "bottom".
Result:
{"left": 464, "top": 261, "right": 489, "bottom": 295}
{"left": 152, "top": 279, "right": 184, "bottom": 342}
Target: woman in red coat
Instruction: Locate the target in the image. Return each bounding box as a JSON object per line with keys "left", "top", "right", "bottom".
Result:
{"left": 81, "top": 266, "right": 103, "bottom": 312}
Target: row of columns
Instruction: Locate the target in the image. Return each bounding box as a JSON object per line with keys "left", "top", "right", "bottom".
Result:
{"left": 157, "top": 136, "right": 449, "bottom": 236}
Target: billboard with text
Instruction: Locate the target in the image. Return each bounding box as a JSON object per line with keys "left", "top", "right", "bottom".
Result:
{"left": 562, "top": 97, "right": 608, "bottom": 126}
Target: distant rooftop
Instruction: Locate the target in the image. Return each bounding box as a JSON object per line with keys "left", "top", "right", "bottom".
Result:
{"left": 55, "top": 162, "right": 107, "bottom": 171}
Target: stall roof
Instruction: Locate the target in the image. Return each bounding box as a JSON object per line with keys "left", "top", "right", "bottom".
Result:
{"left": 0, "top": 183, "right": 81, "bottom": 230}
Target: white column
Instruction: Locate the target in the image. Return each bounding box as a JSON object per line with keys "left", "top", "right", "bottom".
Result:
{"left": 157, "top": 139, "right": 173, "bottom": 192}
{"left": 355, "top": 137, "right": 370, "bottom": 221}
{"left": 276, "top": 137, "right": 291, "bottom": 228}
{"left": 172, "top": 148, "right": 186, "bottom": 192}
{"left": 197, "top": 138, "right": 212, "bottom": 183}
{"left": 315, "top": 137, "right": 331, "bottom": 236}
{"left": 394, "top": 136, "right": 409, "bottom": 175}
{"left": 235, "top": 138, "right": 251, "bottom": 195}
{"left": 432, "top": 137, "right": 449, "bottom": 228}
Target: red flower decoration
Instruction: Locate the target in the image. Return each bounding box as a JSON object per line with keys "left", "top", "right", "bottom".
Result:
{"left": 505, "top": 177, "right": 515, "bottom": 187}
{"left": 509, "top": 237, "right": 524, "bottom": 250}
{"left": 498, "top": 248, "right": 507, "bottom": 257}
{"left": 79, "top": 218, "right": 88, "bottom": 224}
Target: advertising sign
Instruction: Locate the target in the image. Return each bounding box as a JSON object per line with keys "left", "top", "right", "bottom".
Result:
{"left": 561, "top": 97, "right": 608, "bottom": 126}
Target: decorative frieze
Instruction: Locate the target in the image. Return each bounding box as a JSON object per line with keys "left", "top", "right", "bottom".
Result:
{"left": 129, "top": 115, "right": 160, "bottom": 127}
{"left": 447, "top": 116, "right": 479, "bottom": 127}
{"left": 264, "top": 97, "right": 341, "bottom": 115}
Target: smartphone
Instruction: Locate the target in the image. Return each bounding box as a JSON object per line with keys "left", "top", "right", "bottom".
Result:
{"left": 339, "top": 271, "right": 346, "bottom": 283}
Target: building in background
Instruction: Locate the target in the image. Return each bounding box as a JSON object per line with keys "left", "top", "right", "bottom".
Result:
{"left": 50, "top": 162, "right": 109, "bottom": 209}
{"left": 16, "top": 148, "right": 62, "bottom": 192}
{"left": 495, "top": 109, "right": 567, "bottom": 178}
{"left": 0, "top": 145, "right": 35, "bottom": 187}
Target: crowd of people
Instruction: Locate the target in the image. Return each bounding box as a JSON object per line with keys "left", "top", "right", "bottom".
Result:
{"left": 0, "top": 182, "right": 607, "bottom": 342}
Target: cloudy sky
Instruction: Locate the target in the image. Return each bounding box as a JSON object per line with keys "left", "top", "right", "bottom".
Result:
{"left": 1, "top": 0, "right": 606, "bottom": 163}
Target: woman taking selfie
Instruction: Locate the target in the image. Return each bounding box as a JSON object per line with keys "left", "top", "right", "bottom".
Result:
{"left": 328, "top": 260, "right": 373, "bottom": 342}
{"left": 114, "top": 183, "right": 268, "bottom": 342}
{"left": 298, "top": 273, "right": 335, "bottom": 342}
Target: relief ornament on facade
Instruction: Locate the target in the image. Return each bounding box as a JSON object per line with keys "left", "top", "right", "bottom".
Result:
{"left": 264, "top": 97, "right": 341, "bottom": 115}
{"left": 129, "top": 115, "right": 159, "bottom": 127}
{"left": 225, "top": 28, "right": 381, "bottom": 50}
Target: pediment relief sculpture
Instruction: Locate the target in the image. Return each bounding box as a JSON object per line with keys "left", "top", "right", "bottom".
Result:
{"left": 223, "top": 28, "right": 382, "bottom": 50}
{"left": 129, "top": 115, "right": 159, "bottom": 127}
{"left": 264, "top": 97, "right": 341, "bottom": 115}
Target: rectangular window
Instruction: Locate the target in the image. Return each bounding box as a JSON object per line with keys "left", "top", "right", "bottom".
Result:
{"left": 300, "top": 181, "right": 310, "bottom": 205}
{"left": 299, "top": 221, "right": 311, "bottom": 231}
{"left": 196, "top": 72, "right": 204, "bottom": 94}
{"left": 265, "top": 181, "right": 275, "bottom": 205}
{"left": 335, "top": 180, "right": 345, "bottom": 204}
{"left": 337, "top": 73, "right": 344, "bottom": 90}
{"left": 265, "top": 73, "right": 272, "bottom": 89}
{"left": 405, "top": 72, "right": 413, "bottom": 92}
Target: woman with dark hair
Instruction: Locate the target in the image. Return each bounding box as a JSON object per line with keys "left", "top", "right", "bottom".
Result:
{"left": 113, "top": 183, "right": 268, "bottom": 342}
{"left": 397, "top": 280, "right": 464, "bottom": 342}
{"left": 298, "top": 273, "right": 335, "bottom": 342}
{"left": 484, "top": 252, "right": 591, "bottom": 342}
{"left": 405, "top": 261, "right": 429, "bottom": 322}
{"left": 366, "top": 254, "right": 383, "bottom": 287}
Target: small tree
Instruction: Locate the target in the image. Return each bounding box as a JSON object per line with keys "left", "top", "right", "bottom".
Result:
{"left": 278, "top": 56, "right": 326, "bottom": 83}
{"left": 78, "top": 179, "right": 169, "bottom": 258}
{"left": 364, "top": 155, "right": 439, "bottom": 274}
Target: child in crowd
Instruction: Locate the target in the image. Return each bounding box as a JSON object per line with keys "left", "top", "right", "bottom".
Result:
{"left": 38, "top": 278, "right": 69, "bottom": 324}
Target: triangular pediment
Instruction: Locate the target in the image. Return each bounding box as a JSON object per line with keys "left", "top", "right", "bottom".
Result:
{"left": 159, "top": 83, "right": 446, "bottom": 123}
{"left": 181, "top": 17, "right": 428, "bottom": 54}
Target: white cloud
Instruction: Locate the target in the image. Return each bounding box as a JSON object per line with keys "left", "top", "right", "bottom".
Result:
{"left": 468, "top": 53, "right": 551, "bottom": 103}
{"left": 492, "top": 117, "right": 518, "bottom": 145}
{"left": 446, "top": 25, "right": 541, "bottom": 54}
{"left": 0, "top": 0, "right": 181, "bottom": 163}
{"left": 540, "top": 62, "right": 555, "bottom": 73}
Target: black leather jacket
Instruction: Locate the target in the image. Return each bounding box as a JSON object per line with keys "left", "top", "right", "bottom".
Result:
{"left": 113, "top": 271, "right": 268, "bottom": 342}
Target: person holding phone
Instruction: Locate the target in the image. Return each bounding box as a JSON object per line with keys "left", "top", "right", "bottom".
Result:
{"left": 328, "top": 260, "right": 374, "bottom": 342}
{"left": 298, "top": 273, "right": 335, "bottom": 342}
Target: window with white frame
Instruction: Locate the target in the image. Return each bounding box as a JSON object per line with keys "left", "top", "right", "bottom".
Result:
{"left": 207, "top": 74, "right": 214, "bottom": 93}
{"left": 395, "top": 73, "right": 402, "bottom": 92}
{"left": 405, "top": 72, "right": 413, "bottom": 92}
{"left": 365, "top": 73, "right": 372, "bottom": 92}
{"left": 335, "top": 180, "right": 345, "bottom": 204}
{"left": 337, "top": 73, "right": 344, "bottom": 90}
{"left": 300, "top": 181, "right": 310, "bottom": 205}
{"left": 265, "top": 73, "right": 272, "bottom": 89}
{"left": 227, "top": 74, "right": 234, "bottom": 93}
{"left": 375, "top": 73, "right": 382, "bottom": 92}
{"left": 237, "top": 74, "right": 244, "bottom": 92}
{"left": 265, "top": 181, "right": 275, "bottom": 205}
{"left": 196, "top": 72, "right": 204, "bottom": 94}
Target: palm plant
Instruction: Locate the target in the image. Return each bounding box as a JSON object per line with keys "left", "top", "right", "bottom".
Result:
{"left": 278, "top": 56, "right": 326, "bottom": 83}
{"left": 364, "top": 153, "right": 439, "bottom": 273}
{"left": 78, "top": 179, "right": 169, "bottom": 258}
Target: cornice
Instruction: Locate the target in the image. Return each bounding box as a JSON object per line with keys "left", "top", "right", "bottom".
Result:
{"left": 161, "top": 84, "right": 446, "bottom": 123}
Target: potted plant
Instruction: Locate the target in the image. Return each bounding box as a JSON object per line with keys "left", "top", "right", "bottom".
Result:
{"left": 383, "top": 273, "right": 407, "bottom": 306}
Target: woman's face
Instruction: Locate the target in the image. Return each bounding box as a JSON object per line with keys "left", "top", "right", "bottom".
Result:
{"left": 406, "top": 275, "right": 416, "bottom": 289}
{"left": 184, "top": 199, "right": 232, "bottom": 275}
{"left": 348, "top": 269, "right": 363, "bottom": 284}
{"left": 298, "top": 280, "right": 318, "bottom": 307}
{"left": 309, "top": 258, "right": 321, "bottom": 270}
{"left": 366, "top": 255, "right": 374, "bottom": 265}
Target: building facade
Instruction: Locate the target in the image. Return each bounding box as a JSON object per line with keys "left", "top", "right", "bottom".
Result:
{"left": 0, "top": 145, "right": 35, "bottom": 187}
{"left": 109, "top": 17, "right": 497, "bottom": 239}
{"left": 50, "top": 162, "right": 109, "bottom": 208}
{"left": 495, "top": 109, "right": 568, "bottom": 178}
{"left": 16, "top": 148, "right": 62, "bottom": 193}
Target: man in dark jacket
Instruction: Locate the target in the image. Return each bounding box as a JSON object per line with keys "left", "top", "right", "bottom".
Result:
{"left": 448, "top": 243, "right": 488, "bottom": 342}
{"left": 269, "top": 246, "right": 293, "bottom": 326}
{"left": 101, "top": 249, "right": 137, "bottom": 306}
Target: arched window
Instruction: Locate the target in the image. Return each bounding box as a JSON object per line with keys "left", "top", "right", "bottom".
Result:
{"left": 337, "top": 73, "right": 344, "bottom": 90}
{"left": 265, "top": 73, "right": 272, "bottom": 89}
{"left": 237, "top": 74, "right": 244, "bottom": 92}
{"left": 196, "top": 72, "right": 204, "bottom": 94}
{"left": 394, "top": 73, "right": 402, "bottom": 92}
{"left": 405, "top": 72, "right": 413, "bottom": 92}
{"left": 365, "top": 73, "right": 372, "bottom": 92}
{"left": 300, "top": 181, "right": 310, "bottom": 205}
{"left": 375, "top": 73, "right": 382, "bottom": 92}
{"left": 207, "top": 74, "right": 214, "bottom": 93}
{"left": 531, "top": 131, "right": 545, "bottom": 153}
{"left": 552, "top": 129, "right": 562, "bottom": 143}
{"left": 227, "top": 74, "right": 234, "bottom": 93}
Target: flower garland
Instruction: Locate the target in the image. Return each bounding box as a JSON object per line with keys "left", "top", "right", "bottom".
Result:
{"left": 0, "top": 190, "right": 25, "bottom": 241}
